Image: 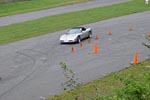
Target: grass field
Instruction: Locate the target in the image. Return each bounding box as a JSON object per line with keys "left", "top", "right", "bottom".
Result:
{"left": 0, "top": 0, "right": 149, "bottom": 45}
{"left": 0, "top": 0, "right": 28, "bottom": 4}
{"left": 0, "top": 0, "right": 88, "bottom": 17}
{"left": 46, "top": 60, "right": 150, "bottom": 100}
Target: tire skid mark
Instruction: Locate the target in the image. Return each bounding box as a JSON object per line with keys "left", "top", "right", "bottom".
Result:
{"left": 0, "top": 39, "right": 59, "bottom": 98}
{"left": 0, "top": 50, "right": 36, "bottom": 98}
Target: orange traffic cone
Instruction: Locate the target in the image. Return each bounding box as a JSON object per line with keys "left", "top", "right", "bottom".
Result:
{"left": 130, "top": 52, "right": 138, "bottom": 65}
{"left": 87, "top": 38, "right": 90, "bottom": 44}
{"left": 107, "top": 30, "right": 112, "bottom": 35}
{"left": 93, "top": 42, "right": 98, "bottom": 54}
{"left": 95, "top": 34, "right": 99, "bottom": 40}
{"left": 80, "top": 42, "right": 83, "bottom": 48}
{"left": 71, "top": 47, "right": 74, "bottom": 53}
{"left": 129, "top": 25, "right": 133, "bottom": 31}
{"left": 147, "top": 32, "right": 150, "bottom": 37}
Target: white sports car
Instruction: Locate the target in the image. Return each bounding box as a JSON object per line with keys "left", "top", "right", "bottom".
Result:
{"left": 59, "top": 27, "right": 92, "bottom": 44}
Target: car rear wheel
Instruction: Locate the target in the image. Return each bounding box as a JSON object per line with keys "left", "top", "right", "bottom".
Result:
{"left": 88, "top": 31, "right": 92, "bottom": 38}
{"left": 77, "top": 36, "right": 81, "bottom": 43}
{"left": 88, "top": 33, "right": 92, "bottom": 38}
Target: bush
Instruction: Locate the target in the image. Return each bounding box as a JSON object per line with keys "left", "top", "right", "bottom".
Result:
{"left": 60, "top": 62, "right": 80, "bottom": 91}
{"left": 96, "top": 73, "right": 150, "bottom": 100}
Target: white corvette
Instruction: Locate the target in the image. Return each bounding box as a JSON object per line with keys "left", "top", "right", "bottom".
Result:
{"left": 59, "top": 27, "right": 92, "bottom": 44}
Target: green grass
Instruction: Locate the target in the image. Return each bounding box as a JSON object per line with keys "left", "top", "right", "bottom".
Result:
{"left": 0, "top": 0, "right": 28, "bottom": 4}
{"left": 46, "top": 60, "right": 150, "bottom": 100}
{"left": 0, "top": 0, "right": 149, "bottom": 45}
{"left": 0, "top": 0, "right": 89, "bottom": 17}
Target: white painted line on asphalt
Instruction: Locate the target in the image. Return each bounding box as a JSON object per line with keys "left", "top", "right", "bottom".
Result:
{"left": 108, "top": 38, "right": 112, "bottom": 41}
{"left": 40, "top": 96, "right": 46, "bottom": 100}
{"left": 13, "top": 65, "right": 19, "bottom": 68}
{"left": 40, "top": 57, "right": 47, "bottom": 63}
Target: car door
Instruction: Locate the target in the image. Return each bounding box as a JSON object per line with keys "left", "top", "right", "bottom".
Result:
{"left": 82, "top": 30, "right": 87, "bottom": 39}
{"left": 78, "top": 28, "right": 84, "bottom": 39}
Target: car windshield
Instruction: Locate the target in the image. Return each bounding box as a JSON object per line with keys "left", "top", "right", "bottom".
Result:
{"left": 67, "top": 29, "right": 81, "bottom": 34}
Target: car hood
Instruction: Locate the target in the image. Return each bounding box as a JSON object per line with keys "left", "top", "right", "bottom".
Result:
{"left": 60, "top": 34, "right": 79, "bottom": 40}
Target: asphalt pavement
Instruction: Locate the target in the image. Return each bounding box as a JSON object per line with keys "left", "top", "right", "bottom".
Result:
{"left": 0, "top": 0, "right": 129, "bottom": 26}
{"left": 0, "top": 11, "right": 150, "bottom": 100}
